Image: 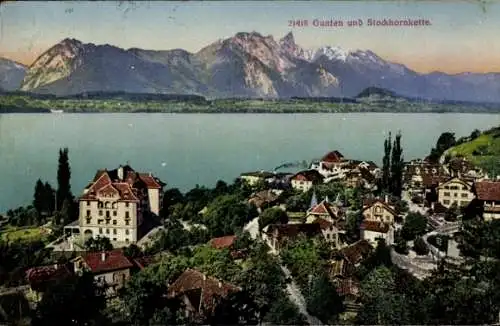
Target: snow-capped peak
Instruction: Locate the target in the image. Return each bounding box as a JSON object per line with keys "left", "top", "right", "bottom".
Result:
{"left": 308, "top": 46, "right": 350, "bottom": 62}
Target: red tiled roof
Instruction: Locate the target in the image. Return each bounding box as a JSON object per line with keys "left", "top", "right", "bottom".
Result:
{"left": 25, "top": 264, "right": 72, "bottom": 289}
{"left": 422, "top": 174, "right": 448, "bottom": 188}
{"left": 138, "top": 173, "right": 162, "bottom": 189}
{"left": 82, "top": 250, "right": 133, "bottom": 274}
{"left": 167, "top": 269, "right": 240, "bottom": 313}
{"left": 210, "top": 235, "right": 237, "bottom": 249}
{"left": 474, "top": 181, "right": 500, "bottom": 201}
{"left": 266, "top": 223, "right": 322, "bottom": 240}
{"left": 361, "top": 220, "right": 390, "bottom": 233}
{"left": 309, "top": 201, "right": 338, "bottom": 219}
{"left": 338, "top": 240, "right": 373, "bottom": 265}
{"left": 362, "top": 198, "right": 397, "bottom": 216}
{"left": 133, "top": 255, "right": 161, "bottom": 270}
{"left": 321, "top": 151, "right": 345, "bottom": 163}
{"left": 291, "top": 170, "right": 324, "bottom": 183}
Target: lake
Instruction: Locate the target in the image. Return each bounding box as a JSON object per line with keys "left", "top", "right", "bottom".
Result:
{"left": 1, "top": 113, "right": 499, "bottom": 212}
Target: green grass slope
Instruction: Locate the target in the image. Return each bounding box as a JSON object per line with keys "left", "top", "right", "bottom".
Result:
{"left": 448, "top": 126, "right": 500, "bottom": 176}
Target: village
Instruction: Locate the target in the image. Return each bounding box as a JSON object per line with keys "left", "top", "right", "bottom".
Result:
{"left": 1, "top": 139, "right": 500, "bottom": 325}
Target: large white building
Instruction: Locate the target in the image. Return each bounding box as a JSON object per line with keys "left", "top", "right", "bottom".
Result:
{"left": 76, "top": 165, "right": 164, "bottom": 247}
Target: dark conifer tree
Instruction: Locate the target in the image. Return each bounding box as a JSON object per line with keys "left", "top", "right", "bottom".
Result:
{"left": 382, "top": 132, "right": 392, "bottom": 192}
{"left": 390, "top": 131, "right": 404, "bottom": 197}
{"left": 33, "top": 179, "right": 45, "bottom": 219}
{"left": 56, "top": 148, "right": 72, "bottom": 211}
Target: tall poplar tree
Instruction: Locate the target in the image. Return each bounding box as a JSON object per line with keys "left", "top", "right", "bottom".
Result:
{"left": 390, "top": 132, "right": 404, "bottom": 198}
{"left": 56, "top": 148, "right": 72, "bottom": 211}
{"left": 382, "top": 132, "right": 392, "bottom": 192}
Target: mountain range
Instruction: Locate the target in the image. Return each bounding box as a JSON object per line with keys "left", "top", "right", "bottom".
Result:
{"left": 2, "top": 31, "right": 500, "bottom": 102}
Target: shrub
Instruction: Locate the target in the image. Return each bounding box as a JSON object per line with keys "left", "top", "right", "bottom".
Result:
{"left": 413, "top": 237, "right": 429, "bottom": 255}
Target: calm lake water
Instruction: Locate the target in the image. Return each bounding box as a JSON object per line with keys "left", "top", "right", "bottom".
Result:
{"left": 1, "top": 113, "right": 499, "bottom": 212}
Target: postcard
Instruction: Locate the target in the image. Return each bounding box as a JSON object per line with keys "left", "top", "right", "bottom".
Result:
{"left": 0, "top": 1, "right": 500, "bottom": 325}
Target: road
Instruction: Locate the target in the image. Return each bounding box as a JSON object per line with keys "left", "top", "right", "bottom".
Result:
{"left": 243, "top": 217, "right": 323, "bottom": 325}
{"left": 280, "top": 265, "right": 323, "bottom": 326}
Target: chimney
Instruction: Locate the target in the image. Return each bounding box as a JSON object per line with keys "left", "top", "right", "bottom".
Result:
{"left": 218, "top": 281, "right": 222, "bottom": 288}
{"left": 53, "top": 263, "right": 58, "bottom": 269}
{"left": 431, "top": 202, "right": 435, "bottom": 210}
{"left": 101, "top": 252, "right": 106, "bottom": 262}
{"left": 202, "top": 274, "right": 206, "bottom": 281}
{"left": 118, "top": 166, "right": 124, "bottom": 181}
{"left": 384, "top": 194, "right": 389, "bottom": 204}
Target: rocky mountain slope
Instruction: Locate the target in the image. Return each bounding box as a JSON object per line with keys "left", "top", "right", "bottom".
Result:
{"left": 7, "top": 31, "right": 500, "bottom": 102}
{"left": 0, "top": 58, "right": 27, "bottom": 91}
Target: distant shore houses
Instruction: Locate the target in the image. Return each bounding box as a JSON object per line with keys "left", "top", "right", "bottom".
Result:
{"left": 64, "top": 165, "right": 165, "bottom": 248}
{"left": 239, "top": 150, "right": 382, "bottom": 193}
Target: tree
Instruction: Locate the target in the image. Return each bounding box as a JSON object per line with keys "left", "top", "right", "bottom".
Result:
{"left": 394, "top": 230, "right": 409, "bottom": 255}
{"left": 202, "top": 194, "right": 253, "bottom": 237}
{"left": 413, "top": 237, "right": 429, "bottom": 255}
{"left": 43, "top": 182, "right": 56, "bottom": 216}
{"left": 401, "top": 212, "right": 428, "bottom": 241}
{"left": 382, "top": 132, "right": 392, "bottom": 192}
{"left": 32, "top": 272, "right": 108, "bottom": 326}
{"left": 263, "top": 296, "right": 307, "bottom": 325}
{"left": 56, "top": 147, "right": 73, "bottom": 210}
{"left": 235, "top": 244, "right": 287, "bottom": 321}
{"left": 33, "top": 179, "right": 45, "bottom": 220}
{"left": 258, "top": 207, "right": 289, "bottom": 231}
{"left": 428, "top": 132, "right": 456, "bottom": 162}
{"left": 123, "top": 244, "right": 143, "bottom": 259}
{"left": 470, "top": 129, "right": 481, "bottom": 140}
{"left": 345, "top": 211, "right": 364, "bottom": 243}
{"left": 445, "top": 202, "right": 460, "bottom": 222}
{"left": 160, "top": 188, "right": 184, "bottom": 218}
{"left": 84, "top": 236, "right": 113, "bottom": 252}
{"left": 305, "top": 272, "right": 344, "bottom": 324}
{"left": 390, "top": 131, "right": 404, "bottom": 197}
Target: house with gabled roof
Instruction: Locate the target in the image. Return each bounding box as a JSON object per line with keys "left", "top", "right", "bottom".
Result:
{"left": 73, "top": 249, "right": 133, "bottom": 296}
{"left": 290, "top": 170, "right": 324, "bottom": 192}
{"left": 437, "top": 177, "right": 474, "bottom": 208}
{"left": 362, "top": 196, "right": 397, "bottom": 224}
{"left": 262, "top": 223, "right": 322, "bottom": 253}
{"left": 472, "top": 180, "right": 500, "bottom": 221}
{"left": 75, "top": 165, "right": 165, "bottom": 247}
{"left": 166, "top": 269, "right": 241, "bottom": 322}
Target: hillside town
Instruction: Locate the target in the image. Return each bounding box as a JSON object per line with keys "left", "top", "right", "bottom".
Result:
{"left": 1, "top": 132, "right": 500, "bottom": 325}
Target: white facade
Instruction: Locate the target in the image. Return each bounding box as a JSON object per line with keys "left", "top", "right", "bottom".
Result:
{"left": 79, "top": 197, "right": 140, "bottom": 246}
{"left": 362, "top": 226, "right": 394, "bottom": 246}
{"left": 291, "top": 179, "right": 313, "bottom": 192}
{"left": 437, "top": 178, "right": 474, "bottom": 208}
{"left": 148, "top": 188, "right": 160, "bottom": 216}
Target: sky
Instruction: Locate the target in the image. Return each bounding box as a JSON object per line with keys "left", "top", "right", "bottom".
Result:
{"left": 0, "top": 0, "right": 499, "bottom": 74}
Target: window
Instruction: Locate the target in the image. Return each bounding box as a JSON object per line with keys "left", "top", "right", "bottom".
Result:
{"left": 462, "top": 186, "right": 468, "bottom": 190}
{"left": 444, "top": 186, "right": 450, "bottom": 189}
{"left": 444, "top": 192, "right": 450, "bottom": 197}
{"left": 99, "top": 210, "right": 103, "bottom": 216}
{"left": 461, "top": 201, "right": 468, "bottom": 206}
{"left": 106, "top": 211, "right": 110, "bottom": 218}
{"left": 125, "top": 239, "right": 129, "bottom": 244}
{"left": 99, "top": 228, "right": 103, "bottom": 234}
{"left": 126, "top": 202, "right": 129, "bottom": 208}
{"left": 106, "top": 229, "right": 110, "bottom": 234}
{"left": 113, "top": 238, "right": 117, "bottom": 241}
{"left": 125, "top": 212, "right": 130, "bottom": 219}
{"left": 454, "top": 193, "right": 458, "bottom": 197}
{"left": 461, "top": 193, "right": 468, "bottom": 198}
{"left": 375, "top": 206, "right": 382, "bottom": 213}
{"left": 443, "top": 200, "right": 450, "bottom": 205}
{"left": 86, "top": 218, "right": 91, "bottom": 224}
{"left": 113, "top": 229, "right": 117, "bottom": 235}
{"left": 87, "top": 201, "right": 90, "bottom": 206}
{"left": 113, "top": 211, "right": 117, "bottom": 217}
{"left": 125, "top": 229, "right": 129, "bottom": 235}
{"left": 86, "top": 210, "right": 90, "bottom": 216}
{"left": 113, "top": 220, "right": 117, "bottom": 225}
